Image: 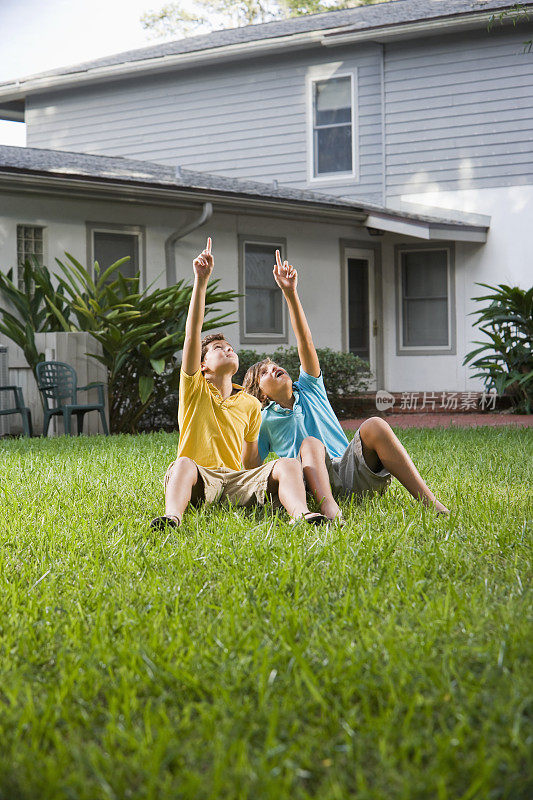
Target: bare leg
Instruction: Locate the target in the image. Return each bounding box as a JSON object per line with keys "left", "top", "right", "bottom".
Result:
{"left": 359, "top": 417, "right": 449, "bottom": 514}
{"left": 267, "top": 457, "right": 313, "bottom": 521}
{"left": 164, "top": 456, "right": 204, "bottom": 522}
{"left": 299, "top": 437, "right": 341, "bottom": 520}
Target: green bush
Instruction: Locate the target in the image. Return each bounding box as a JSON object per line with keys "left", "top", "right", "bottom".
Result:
{"left": 0, "top": 254, "right": 238, "bottom": 433}
{"left": 0, "top": 258, "right": 72, "bottom": 376}
{"left": 463, "top": 283, "right": 533, "bottom": 414}
{"left": 142, "top": 345, "right": 372, "bottom": 432}
{"left": 234, "top": 345, "right": 372, "bottom": 415}
{"left": 132, "top": 365, "right": 179, "bottom": 434}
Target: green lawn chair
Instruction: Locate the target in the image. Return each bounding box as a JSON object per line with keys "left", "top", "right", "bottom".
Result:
{"left": 36, "top": 360, "right": 109, "bottom": 436}
{"left": 0, "top": 385, "right": 33, "bottom": 436}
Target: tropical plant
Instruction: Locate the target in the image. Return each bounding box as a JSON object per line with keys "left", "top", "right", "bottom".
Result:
{"left": 463, "top": 283, "right": 533, "bottom": 413}
{"left": 0, "top": 254, "right": 238, "bottom": 432}
{"left": 47, "top": 253, "right": 238, "bottom": 432}
{"left": 0, "top": 258, "right": 73, "bottom": 376}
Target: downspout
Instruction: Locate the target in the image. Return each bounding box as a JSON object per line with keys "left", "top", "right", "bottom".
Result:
{"left": 164, "top": 200, "right": 213, "bottom": 285}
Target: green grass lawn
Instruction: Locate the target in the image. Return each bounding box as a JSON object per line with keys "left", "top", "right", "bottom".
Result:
{"left": 0, "top": 428, "right": 531, "bottom": 800}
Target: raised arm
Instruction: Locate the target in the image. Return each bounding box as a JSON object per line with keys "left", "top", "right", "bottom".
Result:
{"left": 273, "top": 250, "right": 320, "bottom": 378}
{"left": 181, "top": 237, "right": 214, "bottom": 376}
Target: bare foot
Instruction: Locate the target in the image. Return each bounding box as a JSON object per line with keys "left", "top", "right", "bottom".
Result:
{"left": 320, "top": 498, "right": 342, "bottom": 521}
{"left": 426, "top": 499, "right": 450, "bottom": 516}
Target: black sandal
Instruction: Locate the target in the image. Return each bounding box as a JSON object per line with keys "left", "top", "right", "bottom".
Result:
{"left": 290, "top": 512, "right": 329, "bottom": 527}
{"left": 150, "top": 515, "right": 181, "bottom": 530}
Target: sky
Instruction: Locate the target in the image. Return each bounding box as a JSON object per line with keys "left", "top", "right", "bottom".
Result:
{"left": 0, "top": 0, "right": 181, "bottom": 147}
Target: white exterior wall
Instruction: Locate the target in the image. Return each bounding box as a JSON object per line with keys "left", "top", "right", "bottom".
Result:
{"left": 380, "top": 184, "right": 532, "bottom": 393}
{"left": 3, "top": 182, "right": 525, "bottom": 403}
{"left": 0, "top": 187, "right": 364, "bottom": 434}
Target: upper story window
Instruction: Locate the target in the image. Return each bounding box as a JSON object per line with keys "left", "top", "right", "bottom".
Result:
{"left": 397, "top": 247, "right": 456, "bottom": 355}
{"left": 308, "top": 72, "right": 356, "bottom": 183}
{"left": 239, "top": 236, "right": 288, "bottom": 345}
{"left": 17, "top": 225, "right": 44, "bottom": 290}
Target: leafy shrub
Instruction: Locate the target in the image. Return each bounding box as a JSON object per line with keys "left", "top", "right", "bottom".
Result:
{"left": 126, "top": 363, "right": 179, "bottom": 434}
{"left": 51, "top": 253, "right": 238, "bottom": 432}
{"left": 0, "top": 258, "right": 73, "bottom": 375}
{"left": 234, "top": 345, "right": 372, "bottom": 415}
{"left": 463, "top": 283, "right": 533, "bottom": 413}
{"left": 139, "top": 345, "right": 372, "bottom": 432}
{"left": 0, "top": 253, "right": 238, "bottom": 432}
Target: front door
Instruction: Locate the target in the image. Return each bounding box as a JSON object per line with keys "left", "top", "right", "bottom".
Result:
{"left": 344, "top": 247, "right": 377, "bottom": 390}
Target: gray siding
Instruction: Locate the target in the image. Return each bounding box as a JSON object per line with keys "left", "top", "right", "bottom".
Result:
{"left": 26, "top": 45, "right": 384, "bottom": 204}
{"left": 25, "top": 24, "right": 533, "bottom": 204}
{"left": 384, "top": 26, "right": 533, "bottom": 198}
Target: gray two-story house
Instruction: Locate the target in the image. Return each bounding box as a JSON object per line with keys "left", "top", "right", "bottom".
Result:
{"left": 0, "top": 0, "right": 531, "bottom": 422}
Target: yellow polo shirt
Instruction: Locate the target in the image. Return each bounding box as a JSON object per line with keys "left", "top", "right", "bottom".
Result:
{"left": 177, "top": 369, "right": 262, "bottom": 470}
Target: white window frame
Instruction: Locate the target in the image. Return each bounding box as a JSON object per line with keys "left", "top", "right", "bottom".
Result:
{"left": 395, "top": 244, "right": 456, "bottom": 356}
{"left": 238, "top": 235, "right": 288, "bottom": 345}
{"left": 306, "top": 66, "right": 359, "bottom": 186}
{"left": 86, "top": 222, "right": 145, "bottom": 288}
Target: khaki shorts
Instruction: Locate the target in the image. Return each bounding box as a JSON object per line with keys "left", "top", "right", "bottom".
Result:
{"left": 325, "top": 428, "right": 392, "bottom": 500}
{"left": 164, "top": 459, "right": 278, "bottom": 508}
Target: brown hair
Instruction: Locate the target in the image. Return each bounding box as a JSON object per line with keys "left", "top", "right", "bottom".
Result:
{"left": 243, "top": 358, "right": 273, "bottom": 407}
{"left": 200, "top": 332, "right": 229, "bottom": 362}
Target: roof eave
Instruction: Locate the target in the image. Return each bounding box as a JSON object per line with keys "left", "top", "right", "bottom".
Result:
{"left": 0, "top": 7, "right": 520, "bottom": 102}
{"left": 365, "top": 212, "right": 489, "bottom": 243}
{"left": 0, "top": 29, "right": 325, "bottom": 102}
{"left": 0, "top": 168, "right": 368, "bottom": 222}
{"left": 321, "top": 9, "right": 516, "bottom": 47}
{"left": 0, "top": 167, "right": 490, "bottom": 240}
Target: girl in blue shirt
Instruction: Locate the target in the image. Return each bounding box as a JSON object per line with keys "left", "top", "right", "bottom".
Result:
{"left": 243, "top": 251, "right": 449, "bottom": 521}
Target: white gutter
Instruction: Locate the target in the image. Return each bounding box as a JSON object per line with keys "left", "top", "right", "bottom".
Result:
{"left": 0, "top": 7, "right": 526, "bottom": 101}
{"left": 0, "top": 30, "right": 325, "bottom": 102}
{"left": 320, "top": 9, "right": 523, "bottom": 47}
{"left": 0, "top": 171, "right": 368, "bottom": 222}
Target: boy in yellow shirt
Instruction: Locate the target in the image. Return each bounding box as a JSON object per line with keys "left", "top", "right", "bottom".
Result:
{"left": 151, "top": 237, "right": 326, "bottom": 529}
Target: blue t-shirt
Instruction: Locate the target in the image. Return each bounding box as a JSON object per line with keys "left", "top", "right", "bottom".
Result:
{"left": 258, "top": 368, "right": 349, "bottom": 461}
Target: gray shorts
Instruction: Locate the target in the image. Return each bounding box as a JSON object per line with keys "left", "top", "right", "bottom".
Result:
{"left": 325, "top": 428, "right": 392, "bottom": 500}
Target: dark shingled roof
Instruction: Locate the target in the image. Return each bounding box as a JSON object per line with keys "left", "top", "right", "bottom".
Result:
{"left": 0, "top": 144, "right": 358, "bottom": 208}
{"left": 0, "top": 1, "right": 516, "bottom": 86}
{"left": 0, "top": 144, "right": 490, "bottom": 230}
